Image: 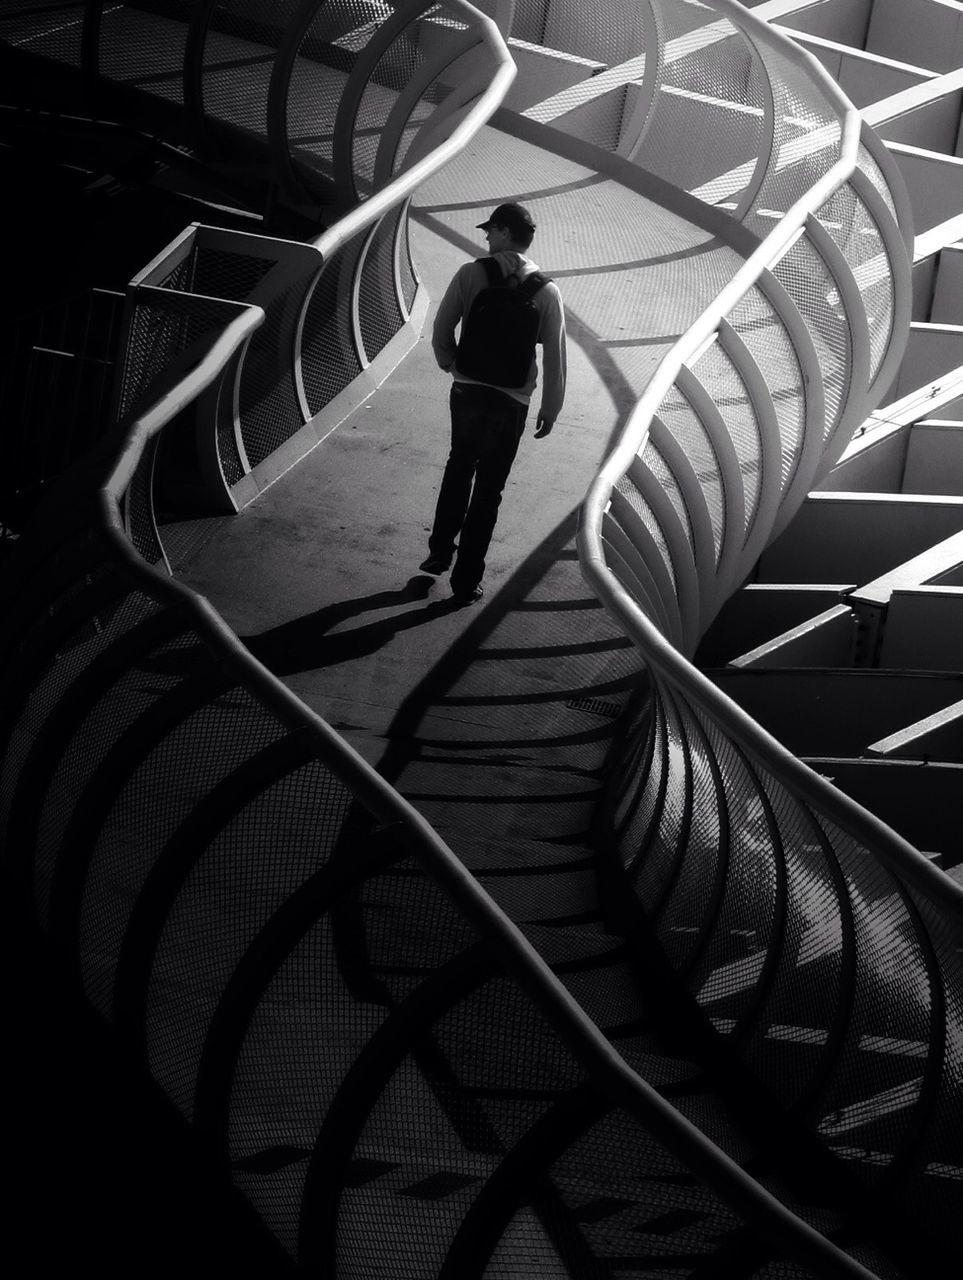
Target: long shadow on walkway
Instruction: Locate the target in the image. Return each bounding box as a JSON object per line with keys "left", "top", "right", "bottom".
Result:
{"left": 371, "top": 514, "right": 646, "bottom": 911}
{"left": 240, "top": 575, "right": 464, "bottom": 674}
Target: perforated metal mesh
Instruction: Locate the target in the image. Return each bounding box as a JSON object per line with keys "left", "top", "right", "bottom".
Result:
{"left": 97, "top": 3, "right": 189, "bottom": 99}
{"left": 615, "top": 473, "right": 679, "bottom": 601}
{"left": 2, "top": 1, "right": 939, "bottom": 1274}
{"left": 300, "top": 242, "right": 365, "bottom": 413}
{"left": 126, "top": 435, "right": 166, "bottom": 565}
{"left": 645, "top": 441, "right": 697, "bottom": 567}
{"left": 728, "top": 285, "right": 807, "bottom": 489}
{"left": 772, "top": 233, "right": 851, "bottom": 444}
{"left": 357, "top": 212, "right": 403, "bottom": 361}
{"left": 284, "top": 0, "right": 365, "bottom": 184}
{"left": 856, "top": 142, "right": 899, "bottom": 222}
{"left": 655, "top": 391, "right": 726, "bottom": 564}
{"left": 688, "top": 338, "right": 762, "bottom": 544}
{"left": 0, "top": 0, "right": 83, "bottom": 64}
{"left": 119, "top": 291, "right": 237, "bottom": 422}
{"left": 603, "top": 672, "right": 963, "bottom": 1264}
{"left": 350, "top": 23, "right": 437, "bottom": 199}
{"left": 5, "top": 506, "right": 888, "bottom": 1273}
{"left": 198, "top": 0, "right": 298, "bottom": 141}
{"left": 19, "top": 0, "right": 480, "bottom": 480}
{"left": 641, "top": 9, "right": 768, "bottom": 208}
{"left": 817, "top": 182, "right": 894, "bottom": 388}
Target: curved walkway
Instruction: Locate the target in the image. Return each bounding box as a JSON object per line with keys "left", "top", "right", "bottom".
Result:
{"left": 180, "top": 122, "right": 739, "bottom": 774}
{"left": 177, "top": 121, "right": 730, "bottom": 913}
{"left": 174, "top": 122, "right": 954, "bottom": 1275}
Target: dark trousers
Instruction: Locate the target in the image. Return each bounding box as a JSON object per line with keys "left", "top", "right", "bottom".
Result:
{"left": 428, "top": 383, "right": 527, "bottom": 592}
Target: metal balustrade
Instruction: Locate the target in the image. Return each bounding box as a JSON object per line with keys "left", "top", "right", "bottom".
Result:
{"left": 1, "top": 299, "right": 895, "bottom": 1280}
{"left": 491, "top": 0, "right": 914, "bottom": 645}
{"left": 3, "top": 0, "right": 963, "bottom": 1276}
{"left": 0, "top": 0, "right": 516, "bottom": 546}
{"left": 575, "top": 0, "right": 963, "bottom": 1267}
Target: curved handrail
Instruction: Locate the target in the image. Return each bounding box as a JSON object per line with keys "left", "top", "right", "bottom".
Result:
{"left": 577, "top": 1, "right": 959, "bottom": 894}
{"left": 0, "top": 278, "right": 886, "bottom": 1278}
{"left": 4, "top": 1, "right": 962, "bottom": 1272}
{"left": 54, "top": 0, "right": 519, "bottom": 550}
{"left": 572, "top": 2, "right": 963, "bottom": 1263}
{"left": 311, "top": 0, "right": 516, "bottom": 259}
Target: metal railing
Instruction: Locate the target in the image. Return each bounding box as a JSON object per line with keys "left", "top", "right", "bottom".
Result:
{"left": 1, "top": 249, "right": 889, "bottom": 1280}
{"left": 0, "top": 0, "right": 518, "bottom": 554}
{"left": 573, "top": 0, "right": 963, "bottom": 1266}
{"left": 3, "top": 0, "right": 963, "bottom": 1274}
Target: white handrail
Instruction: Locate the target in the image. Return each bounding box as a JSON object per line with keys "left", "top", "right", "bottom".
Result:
{"left": 312, "top": 0, "right": 516, "bottom": 262}
{"left": 577, "top": 0, "right": 963, "bottom": 907}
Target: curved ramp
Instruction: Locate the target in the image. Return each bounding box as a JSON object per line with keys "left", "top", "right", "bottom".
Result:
{"left": 3, "top": 2, "right": 963, "bottom": 1278}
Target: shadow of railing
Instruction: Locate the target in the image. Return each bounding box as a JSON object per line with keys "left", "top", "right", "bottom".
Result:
{"left": 1, "top": 306, "right": 893, "bottom": 1278}
{"left": 570, "top": 1, "right": 963, "bottom": 1268}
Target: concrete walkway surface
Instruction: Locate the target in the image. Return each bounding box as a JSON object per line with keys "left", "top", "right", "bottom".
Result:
{"left": 178, "top": 125, "right": 731, "bottom": 821}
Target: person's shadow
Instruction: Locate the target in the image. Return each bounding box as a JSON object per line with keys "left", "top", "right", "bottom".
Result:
{"left": 240, "top": 576, "right": 463, "bottom": 675}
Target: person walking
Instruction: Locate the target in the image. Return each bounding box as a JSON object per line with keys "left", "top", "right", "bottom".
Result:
{"left": 420, "top": 202, "right": 567, "bottom": 604}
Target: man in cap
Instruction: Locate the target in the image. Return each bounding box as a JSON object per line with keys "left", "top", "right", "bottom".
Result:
{"left": 419, "top": 202, "right": 567, "bottom": 604}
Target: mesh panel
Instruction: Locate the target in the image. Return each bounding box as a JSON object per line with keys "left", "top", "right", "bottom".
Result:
{"left": 688, "top": 339, "right": 762, "bottom": 544}
{"left": 772, "top": 235, "right": 850, "bottom": 441}
{"left": 642, "top": 442, "right": 696, "bottom": 569}
{"left": 603, "top": 658, "right": 963, "bottom": 1260}
{"left": 216, "top": 404, "right": 246, "bottom": 486}
{"left": 639, "top": 9, "right": 767, "bottom": 205}
{"left": 630, "top": 684, "right": 689, "bottom": 911}
{"left": 118, "top": 288, "right": 250, "bottom": 534}
{"left": 538, "top": 1105, "right": 748, "bottom": 1272}
{"left": 397, "top": 207, "right": 417, "bottom": 313}
{"left": 615, "top": 473, "right": 678, "bottom": 597}
{"left": 78, "top": 688, "right": 303, "bottom": 1019}
{"left": 236, "top": 283, "right": 306, "bottom": 467}
{"left": 300, "top": 244, "right": 365, "bottom": 414}
{"left": 119, "top": 292, "right": 239, "bottom": 421}
{"left": 651, "top": 703, "right": 723, "bottom": 970}
{"left": 192, "top": 246, "right": 275, "bottom": 301}
{"left": 652, "top": 394, "right": 726, "bottom": 564}
{"left": 728, "top": 285, "right": 806, "bottom": 488}
{"left": 284, "top": 0, "right": 367, "bottom": 185}
{"left": 750, "top": 49, "right": 841, "bottom": 220}
{"left": 358, "top": 213, "right": 403, "bottom": 362}
{"left": 125, "top": 436, "right": 165, "bottom": 565}
{"left": 817, "top": 181, "right": 894, "bottom": 387}
{"left": 97, "top": 3, "right": 189, "bottom": 99}
{"left": 198, "top": 0, "right": 301, "bottom": 139}
{"left": 541, "top": 0, "right": 647, "bottom": 65}
{"left": 857, "top": 142, "right": 898, "bottom": 222}
{"left": 349, "top": 21, "right": 439, "bottom": 200}
{"left": 0, "top": 1, "right": 84, "bottom": 64}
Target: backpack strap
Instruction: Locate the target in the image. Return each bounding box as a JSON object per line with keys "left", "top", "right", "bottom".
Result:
{"left": 476, "top": 256, "right": 502, "bottom": 286}
{"left": 474, "top": 258, "right": 552, "bottom": 298}
{"left": 517, "top": 271, "right": 551, "bottom": 301}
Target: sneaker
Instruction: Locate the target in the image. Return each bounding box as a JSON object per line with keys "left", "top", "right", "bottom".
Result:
{"left": 419, "top": 554, "right": 451, "bottom": 575}
{"left": 451, "top": 584, "right": 483, "bottom": 605}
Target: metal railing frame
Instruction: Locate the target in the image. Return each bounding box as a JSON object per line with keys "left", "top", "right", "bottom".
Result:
{"left": 3, "top": 2, "right": 958, "bottom": 1272}
{"left": 92, "top": 250, "right": 883, "bottom": 1280}
{"left": 96, "top": 0, "right": 519, "bottom": 548}
{"left": 576, "top": 0, "right": 963, "bottom": 907}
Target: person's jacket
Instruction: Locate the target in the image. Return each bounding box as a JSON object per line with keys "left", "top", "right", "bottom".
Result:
{"left": 431, "top": 250, "right": 567, "bottom": 423}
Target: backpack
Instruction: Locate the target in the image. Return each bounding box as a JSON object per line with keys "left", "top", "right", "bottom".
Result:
{"left": 455, "top": 257, "right": 551, "bottom": 389}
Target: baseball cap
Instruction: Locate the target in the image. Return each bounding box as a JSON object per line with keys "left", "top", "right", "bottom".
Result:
{"left": 476, "top": 202, "right": 536, "bottom": 236}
